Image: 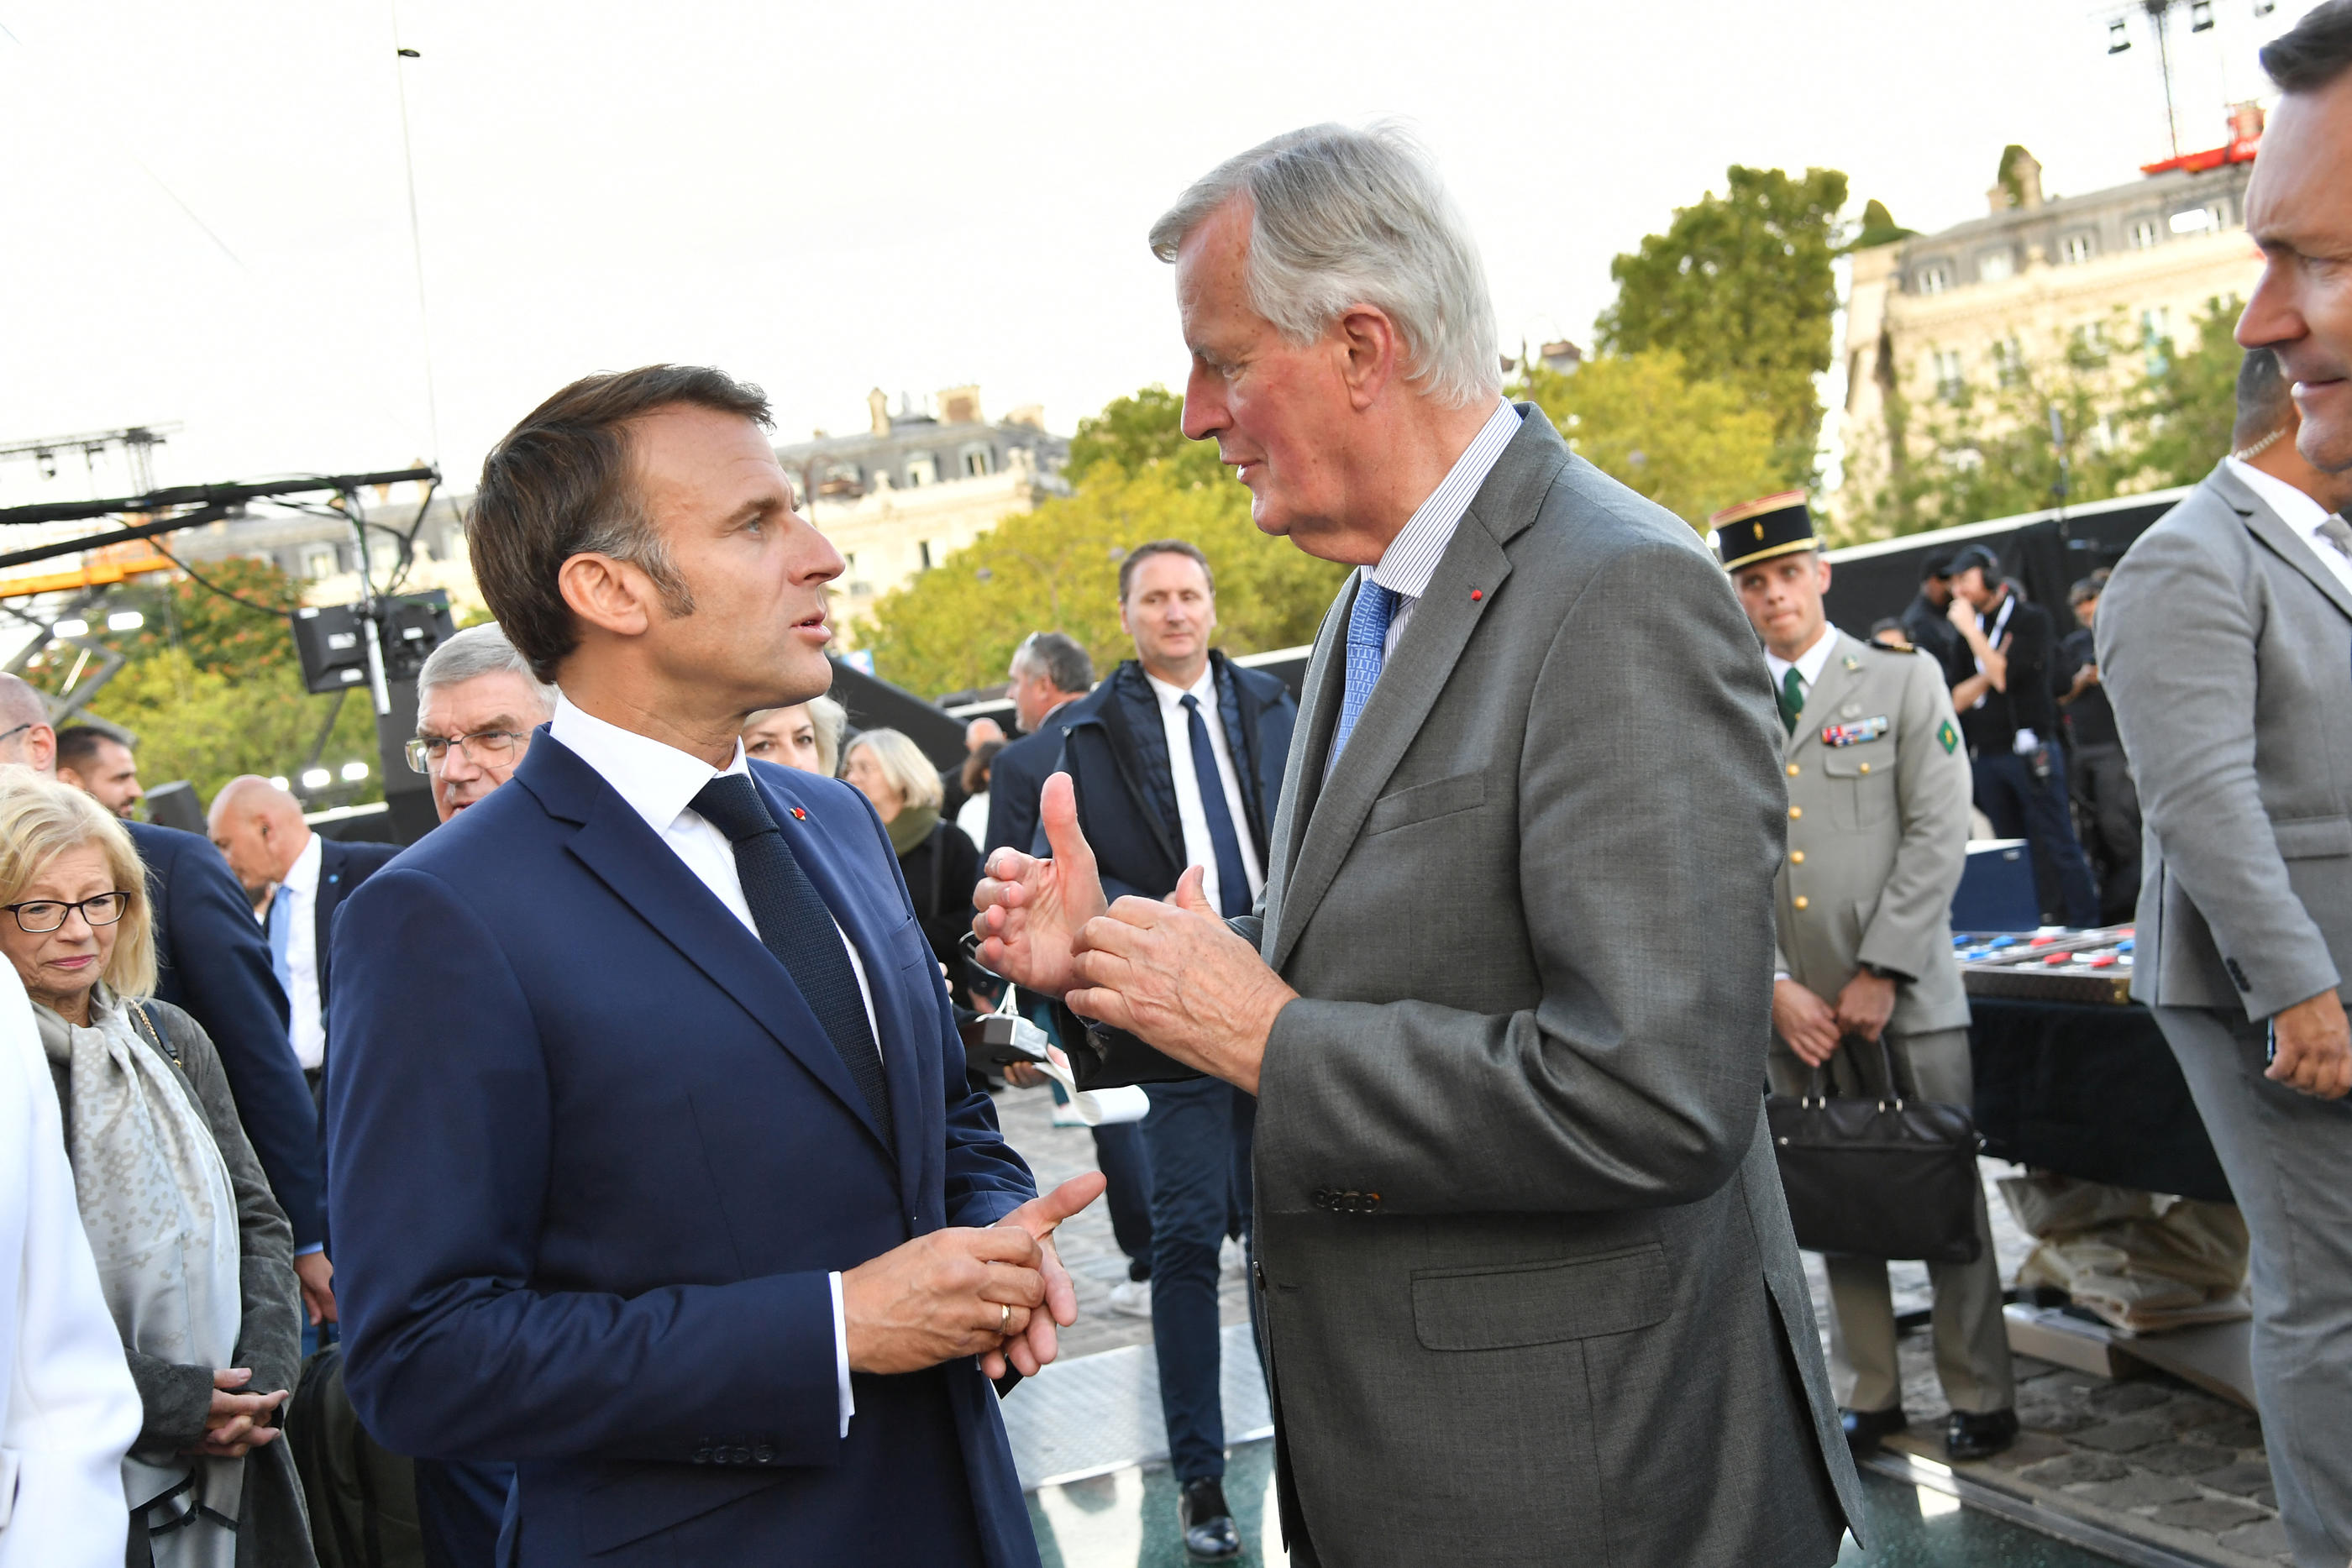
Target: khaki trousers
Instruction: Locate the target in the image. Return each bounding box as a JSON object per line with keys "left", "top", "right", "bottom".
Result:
{"left": 1768, "top": 1026, "right": 2014, "bottom": 1415}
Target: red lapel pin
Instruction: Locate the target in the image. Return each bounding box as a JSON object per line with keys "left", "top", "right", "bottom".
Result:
{"left": 790, "top": 805, "right": 808, "bottom": 821}
{"left": 1469, "top": 588, "right": 1483, "bottom": 601}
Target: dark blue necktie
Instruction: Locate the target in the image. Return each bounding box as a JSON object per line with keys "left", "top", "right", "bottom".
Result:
{"left": 690, "top": 774, "right": 893, "bottom": 1143}
{"left": 1180, "top": 693, "right": 1252, "bottom": 917}
{"left": 1331, "top": 577, "right": 1397, "bottom": 764}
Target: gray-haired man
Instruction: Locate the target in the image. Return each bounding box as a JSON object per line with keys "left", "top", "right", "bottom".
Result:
{"left": 410, "top": 622, "right": 558, "bottom": 824}
{"left": 2100, "top": 10, "right": 2352, "bottom": 1560}
{"left": 977, "top": 123, "right": 1859, "bottom": 1565}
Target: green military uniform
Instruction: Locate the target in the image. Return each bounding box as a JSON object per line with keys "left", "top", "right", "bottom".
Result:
{"left": 1714, "top": 495, "right": 2014, "bottom": 1422}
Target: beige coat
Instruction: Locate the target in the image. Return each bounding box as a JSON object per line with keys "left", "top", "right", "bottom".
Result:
{"left": 1774, "top": 629, "right": 1974, "bottom": 1036}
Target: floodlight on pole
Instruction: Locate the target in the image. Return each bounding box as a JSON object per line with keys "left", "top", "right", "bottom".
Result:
{"left": 51, "top": 618, "right": 88, "bottom": 638}
{"left": 301, "top": 768, "right": 332, "bottom": 791}
{"left": 106, "top": 611, "right": 144, "bottom": 632}
{"left": 340, "top": 760, "right": 370, "bottom": 782}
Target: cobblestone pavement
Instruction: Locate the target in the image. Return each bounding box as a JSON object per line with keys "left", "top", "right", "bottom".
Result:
{"left": 991, "top": 1084, "right": 1251, "bottom": 1362}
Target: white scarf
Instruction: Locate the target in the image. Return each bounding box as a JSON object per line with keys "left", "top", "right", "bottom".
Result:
{"left": 38, "top": 987, "right": 243, "bottom": 1566}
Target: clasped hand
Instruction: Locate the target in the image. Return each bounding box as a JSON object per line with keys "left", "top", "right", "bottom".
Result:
{"left": 189, "top": 1368, "right": 286, "bottom": 1459}
{"left": 840, "top": 1172, "right": 1105, "bottom": 1381}
{"left": 972, "top": 773, "right": 1297, "bottom": 1094}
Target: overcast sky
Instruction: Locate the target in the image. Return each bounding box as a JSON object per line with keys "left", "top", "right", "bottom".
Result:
{"left": 0, "top": 0, "right": 2321, "bottom": 510}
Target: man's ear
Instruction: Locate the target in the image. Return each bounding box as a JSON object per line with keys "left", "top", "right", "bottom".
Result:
{"left": 1335, "top": 305, "right": 1404, "bottom": 412}
{"left": 558, "top": 553, "right": 657, "bottom": 640}
{"left": 24, "top": 724, "right": 55, "bottom": 776}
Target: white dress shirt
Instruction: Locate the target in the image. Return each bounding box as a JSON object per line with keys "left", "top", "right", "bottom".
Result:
{"left": 1762, "top": 623, "right": 1839, "bottom": 721}
{"left": 1361, "top": 398, "right": 1525, "bottom": 660}
{"left": 2228, "top": 456, "right": 2352, "bottom": 600}
{"left": 276, "top": 832, "right": 326, "bottom": 1072}
{"left": 1142, "top": 666, "right": 1266, "bottom": 914}
{"left": 549, "top": 693, "right": 875, "bottom": 1438}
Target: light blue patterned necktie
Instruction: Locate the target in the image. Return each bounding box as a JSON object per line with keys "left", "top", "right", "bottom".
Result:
{"left": 1330, "top": 577, "right": 1398, "bottom": 765}
{"left": 265, "top": 883, "right": 296, "bottom": 994}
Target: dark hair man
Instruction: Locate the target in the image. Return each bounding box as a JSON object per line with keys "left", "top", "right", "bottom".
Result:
{"left": 0, "top": 675, "right": 333, "bottom": 1328}
{"left": 1941, "top": 542, "right": 2099, "bottom": 925}
{"left": 1898, "top": 556, "right": 1962, "bottom": 669}
{"left": 978, "top": 126, "right": 1861, "bottom": 1565}
{"left": 2101, "top": 9, "right": 2352, "bottom": 1560}
{"left": 2055, "top": 569, "right": 2139, "bottom": 924}
{"left": 54, "top": 726, "right": 143, "bottom": 819}
{"left": 982, "top": 631, "right": 1095, "bottom": 863}
{"left": 1037, "top": 540, "right": 1295, "bottom": 1559}
{"left": 411, "top": 621, "right": 557, "bottom": 823}
{"left": 324, "top": 364, "right": 1100, "bottom": 1566}
{"left": 1725, "top": 495, "right": 2014, "bottom": 1463}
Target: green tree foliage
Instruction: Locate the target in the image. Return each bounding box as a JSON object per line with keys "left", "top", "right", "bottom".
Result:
{"left": 858, "top": 387, "right": 1348, "bottom": 698}
{"left": 2127, "top": 298, "right": 2247, "bottom": 490}
{"left": 1850, "top": 198, "right": 1916, "bottom": 251}
{"left": 1512, "top": 354, "right": 1784, "bottom": 530}
{"left": 115, "top": 558, "right": 307, "bottom": 679}
{"left": 1594, "top": 165, "right": 1850, "bottom": 485}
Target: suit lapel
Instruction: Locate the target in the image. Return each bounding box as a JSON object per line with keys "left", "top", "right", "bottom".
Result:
{"left": 542, "top": 747, "right": 891, "bottom": 1154}
{"left": 751, "top": 768, "right": 929, "bottom": 1193}
{"left": 1268, "top": 522, "right": 1515, "bottom": 976}
{"left": 1257, "top": 590, "right": 1351, "bottom": 960}
{"left": 2214, "top": 464, "right": 2352, "bottom": 624}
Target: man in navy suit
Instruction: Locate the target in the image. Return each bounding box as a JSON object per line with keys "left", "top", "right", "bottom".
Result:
{"left": 983, "top": 632, "right": 1095, "bottom": 865}
{"left": 326, "top": 364, "right": 1098, "bottom": 1567}
{"left": 0, "top": 678, "right": 333, "bottom": 1326}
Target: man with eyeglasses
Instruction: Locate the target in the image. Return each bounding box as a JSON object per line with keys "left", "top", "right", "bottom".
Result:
{"left": 411, "top": 622, "right": 557, "bottom": 824}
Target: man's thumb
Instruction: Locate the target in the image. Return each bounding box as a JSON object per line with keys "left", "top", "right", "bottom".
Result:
{"left": 1039, "top": 772, "right": 1093, "bottom": 868}
{"left": 1173, "top": 864, "right": 1212, "bottom": 912}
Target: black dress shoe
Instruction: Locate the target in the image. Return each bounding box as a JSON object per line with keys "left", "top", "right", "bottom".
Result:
{"left": 1945, "top": 1408, "right": 2019, "bottom": 1461}
{"left": 1179, "top": 1477, "right": 1242, "bottom": 1561}
{"left": 1840, "top": 1405, "right": 1908, "bottom": 1455}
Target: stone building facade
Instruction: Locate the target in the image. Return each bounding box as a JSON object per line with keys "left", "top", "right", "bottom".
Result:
{"left": 1835, "top": 121, "right": 2265, "bottom": 538}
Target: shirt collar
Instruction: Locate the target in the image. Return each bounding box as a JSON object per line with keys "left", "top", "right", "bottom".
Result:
{"left": 550, "top": 690, "right": 747, "bottom": 839}
{"left": 2228, "top": 455, "right": 2336, "bottom": 537}
{"left": 279, "top": 830, "right": 324, "bottom": 897}
{"left": 1764, "top": 623, "right": 1839, "bottom": 690}
{"left": 1362, "top": 399, "right": 1523, "bottom": 602}
{"left": 1142, "top": 663, "right": 1215, "bottom": 712}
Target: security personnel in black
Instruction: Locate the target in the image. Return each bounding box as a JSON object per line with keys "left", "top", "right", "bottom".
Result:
{"left": 1715, "top": 494, "right": 2018, "bottom": 1465}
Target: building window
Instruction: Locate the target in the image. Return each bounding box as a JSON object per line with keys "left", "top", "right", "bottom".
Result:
{"left": 1931, "top": 349, "right": 1965, "bottom": 401}
{"left": 2069, "top": 322, "right": 2110, "bottom": 368}
{"left": 2169, "top": 205, "right": 2223, "bottom": 236}
{"left": 906, "top": 453, "right": 937, "bottom": 487}
{"left": 1915, "top": 262, "right": 1951, "bottom": 296}
{"left": 304, "top": 547, "right": 339, "bottom": 579}
{"left": 1991, "top": 337, "right": 2026, "bottom": 388}
{"left": 2060, "top": 232, "right": 2095, "bottom": 265}
{"left": 843, "top": 552, "right": 857, "bottom": 573}
{"left": 918, "top": 541, "right": 935, "bottom": 571}
{"left": 962, "top": 445, "right": 992, "bottom": 478}
{"left": 2131, "top": 218, "right": 2160, "bottom": 249}
{"left": 2141, "top": 306, "right": 2174, "bottom": 374}
{"left": 1977, "top": 248, "right": 2015, "bottom": 283}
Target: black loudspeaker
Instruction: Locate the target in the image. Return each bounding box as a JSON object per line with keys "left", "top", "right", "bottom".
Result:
{"left": 142, "top": 779, "right": 207, "bottom": 835}
{"left": 370, "top": 680, "right": 438, "bottom": 846}
{"left": 289, "top": 591, "right": 457, "bottom": 696}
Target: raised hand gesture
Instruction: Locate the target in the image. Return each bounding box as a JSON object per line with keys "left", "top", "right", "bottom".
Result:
{"left": 971, "top": 773, "right": 1108, "bottom": 999}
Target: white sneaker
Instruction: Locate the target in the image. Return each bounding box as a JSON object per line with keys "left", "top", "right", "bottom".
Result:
{"left": 1106, "top": 1279, "right": 1153, "bottom": 1318}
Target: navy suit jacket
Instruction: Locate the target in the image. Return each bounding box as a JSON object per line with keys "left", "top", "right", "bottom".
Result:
{"left": 324, "top": 734, "right": 1041, "bottom": 1567}
{"left": 310, "top": 836, "right": 399, "bottom": 1012}
{"left": 127, "top": 819, "right": 323, "bottom": 1250}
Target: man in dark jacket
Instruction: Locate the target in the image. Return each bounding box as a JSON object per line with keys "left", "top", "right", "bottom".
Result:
{"left": 984, "top": 633, "right": 1094, "bottom": 867}
{"left": 2057, "top": 572, "right": 2140, "bottom": 923}
{"left": 1899, "top": 556, "right": 1963, "bottom": 672}
{"left": 1944, "top": 544, "right": 2098, "bottom": 926}
{"left": 1049, "top": 540, "right": 1296, "bottom": 1561}
{"left": 0, "top": 675, "right": 331, "bottom": 1322}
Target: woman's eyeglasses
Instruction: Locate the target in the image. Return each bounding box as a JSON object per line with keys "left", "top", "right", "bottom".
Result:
{"left": 4, "top": 892, "right": 129, "bottom": 934}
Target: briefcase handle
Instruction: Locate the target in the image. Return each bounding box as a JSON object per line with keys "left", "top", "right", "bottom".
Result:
{"left": 1805, "top": 1034, "right": 1917, "bottom": 1111}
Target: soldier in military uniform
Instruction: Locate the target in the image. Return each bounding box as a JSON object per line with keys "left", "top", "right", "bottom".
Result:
{"left": 1714, "top": 493, "right": 2019, "bottom": 1464}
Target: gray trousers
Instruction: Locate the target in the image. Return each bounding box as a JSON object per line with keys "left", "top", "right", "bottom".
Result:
{"left": 1768, "top": 1027, "right": 2014, "bottom": 1416}
{"left": 2152, "top": 1004, "right": 2352, "bottom": 1568}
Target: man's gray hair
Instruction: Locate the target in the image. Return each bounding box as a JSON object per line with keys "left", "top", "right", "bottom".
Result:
{"left": 1012, "top": 632, "right": 1095, "bottom": 696}
{"left": 417, "top": 622, "right": 558, "bottom": 716}
{"left": 1148, "top": 122, "right": 1502, "bottom": 410}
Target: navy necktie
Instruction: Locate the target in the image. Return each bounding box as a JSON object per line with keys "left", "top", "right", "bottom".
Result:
{"left": 1180, "top": 693, "right": 1252, "bottom": 917}
{"left": 690, "top": 775, "right": 893, "bottom": 1143}
{"left": 1331, "top": 577, "right": 1397, "bottom": 764}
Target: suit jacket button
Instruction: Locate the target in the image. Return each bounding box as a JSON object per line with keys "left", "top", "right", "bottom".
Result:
{"left": 1364, "top": 1193, "right": 1380, "bottom": 1212}
{"left": 1311, "top": 1188, "right": 1329, "bottom": 1209}
{"left": 1793, "top": 895, "right": 1809, "bottom": 910}
{"left": 1786, "top": 763, "right": 1799, "bottom": 777}
{"left": 733, "top": 1446, "right": 753, "bottom": 1465}
{"left": 754, "top": 1445, "right": 774, "bottom": 1465}
{"left": 1788, "top": 805, "right": 1802, "bottom": 820}
{"left": 1790, "top": 851, "right": 1804, "bottom": 864}
{"left": 693, "top": 1448, "right": 712, "bottom": 1466}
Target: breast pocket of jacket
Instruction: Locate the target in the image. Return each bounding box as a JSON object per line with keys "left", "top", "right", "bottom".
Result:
{"left": 1821, "top": 745, "right": 1897, "bottom": 831}
{"left": 1410, "top": 1244, "right": 1670, "bottom": 1351}
{"left": 1365, "top": 769, "right": 1486, "bottom": 836}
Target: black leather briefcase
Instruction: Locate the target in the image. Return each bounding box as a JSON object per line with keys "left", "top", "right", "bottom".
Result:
{"left": 1767, "top": 1035, "right": 1985, "bottom": 1265}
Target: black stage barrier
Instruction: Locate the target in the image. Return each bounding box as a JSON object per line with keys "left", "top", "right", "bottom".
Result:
{"left": 1970, "top": 996, "right": 2231, "bottom": 1204}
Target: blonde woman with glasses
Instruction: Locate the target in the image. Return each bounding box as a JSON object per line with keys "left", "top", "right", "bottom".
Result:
{"left": 0, "top": 776, "right": 312, "bottom": 1568}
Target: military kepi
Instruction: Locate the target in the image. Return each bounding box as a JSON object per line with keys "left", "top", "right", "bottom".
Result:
{"left": 1711, "top": 491, "right": 1816, "bottom": 572}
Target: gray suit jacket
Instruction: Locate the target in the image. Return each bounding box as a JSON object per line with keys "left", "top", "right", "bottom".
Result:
{"left": 1774, "top": 631, "right": 1973, "bottom": 1037}
{"left": 1250, "top": 410, "right": 1861, "bottom": 1565}
{"left": 2097, "top": 461, "right": 2352, "bottom": 1018}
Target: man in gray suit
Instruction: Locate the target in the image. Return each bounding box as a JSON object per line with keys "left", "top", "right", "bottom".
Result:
{"left": 2098, "top": 12, "right": 2352, "bottom": 1561}
{"left": 976, "top": 123, "right": 1860, "bottom": 1565}
{"left": 1724, "top": 493, "right": 2015, "bottom": 1463}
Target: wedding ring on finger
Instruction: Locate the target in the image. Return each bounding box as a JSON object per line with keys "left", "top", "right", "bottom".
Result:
{"left": 1000, "top": 1301, "right": 1011, "bottom": 1333}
